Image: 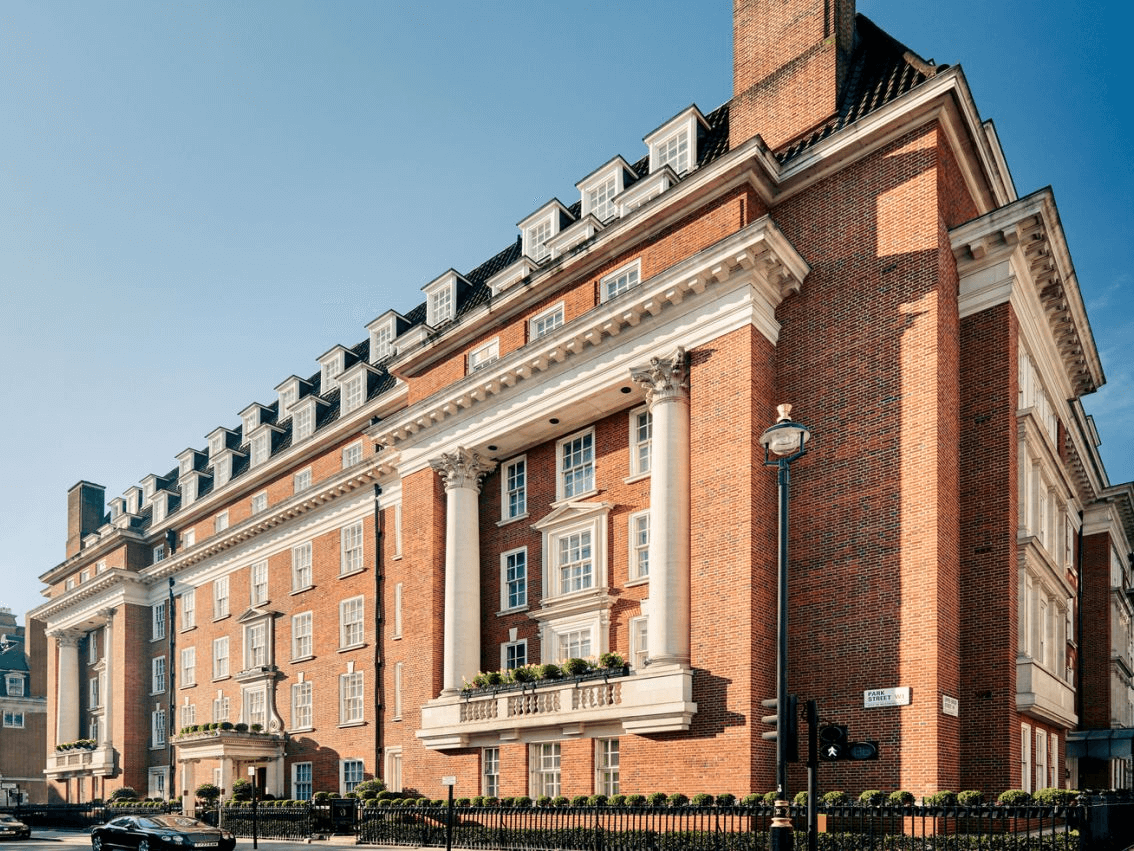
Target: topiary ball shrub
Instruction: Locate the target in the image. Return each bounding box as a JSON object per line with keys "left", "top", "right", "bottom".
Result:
{"left": 485, "top": 670, "right": 505, "bottom": 686}
{"left": 624, "top": 794, "right": 646, "bottom": 807}
{"left": 539, "top": 663, "right": 563, "bottom": 680}
{"left": 822, "top": 791, "right": 849, "bottom": 807}
{"left": 563, "top": 657, "right": 590, "bottom": 676}
{"left": 535, "top": 795, "right": 551, "bottom": 807}
{"left": 514, "top": 796, "right": 533, "bottom": 808}
{"left": 691, "top": 793, "right": 713, "bottom": 807}
{"left": 924, "top": 791, "right": 957, "bottom": 807}
{"left": 889, "top": 790, "right": 914, "bottom": 807}
{"left": 997, "top": 789, "right": 1032, "bottom": 806}
{"left": 793, "top": 791, "right": 808, "bottom": 806}
{"left": 741, "top": 793, "right": 762, "bottom": 807}
{"left": 646, "top": 792, "right": 668, "bottom": 807}
{"left": 957, "top": 790, "right": 983, "bottom": 807}
{"left": 1033, "top": 788, "right": 1077, "bottom": 806}
{"left": 570, "top": 795, "right": 589, "bottom": 807}
{"left": 455, "top": 798, "right": 471, "bottom": 807}
{"left": 858, "top": 790, "right": 885, "bottom": 806}
{"left": 587, "top": 794, "right": 608, "bottom": 807}
{"left": 483, "top": 796, "right": 499, "bottom": 807}
{"left": 512, "top": 665, "right": 538, "bottom": 683}
{"left": 763, "top": 791, "right": 779, "bottom": 805}
{"left": 552, "top": 796, "right": 569, "bottom": 808}
{"left": 599, "top": 651, "right": 625, "bottom": 669}
{"left": 667, "top": 793, "right": 689, "bottom": 807}
{"left": 608, "top": 794, "right": 627, "bottom": 807}
{"left": 716, "top": 793, "right": 736, "bottom": 807}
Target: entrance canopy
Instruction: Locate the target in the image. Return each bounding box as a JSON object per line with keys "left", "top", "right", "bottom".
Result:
{"left": 1066, "top": 729, "right": 1134, "bottom": 759}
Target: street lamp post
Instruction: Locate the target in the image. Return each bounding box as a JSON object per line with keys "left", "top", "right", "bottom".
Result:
{"left": 248, "top": 767, "right": 258, "bottom": 850}
{"left": 759, "top": 404, "right": 811, "bottom": 851}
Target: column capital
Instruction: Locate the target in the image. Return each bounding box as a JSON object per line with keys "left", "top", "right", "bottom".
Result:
{"left": 48, "top": 630, "right": 83, "bottom": 647}
{"left": 630, "top": 346, "right": 689, "bottom": 407}
{"left": 430, "top": 447, "right": 496, "bottom": 492}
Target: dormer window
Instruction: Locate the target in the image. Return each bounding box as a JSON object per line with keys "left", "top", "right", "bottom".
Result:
{"left": 519, "top": 201, "right": 573, "bottom": 264}
{"left": 645, "top": 106, "right": 708, "bottom": 177}
{"left": 342, "top": 373, "right": 365, "bottom": 412}
{"left": 293, "top": 404, "right": 316, "bottom": 442}
{"left": 468, "top": 339, "right": 499, "bottom": 373}
{"left": 279, "top": 385, "right": 296, "bottom": 419}
{"left": 577, "top": 157, "right": 636, "bottom": 224}
{"left": 181, "top": 477, "right": 197, "bottom": 507}
{"left": 152, "top": 492, "right": 169, "bottom": 525}
{"left": 125, "top": 488, "right": 141, "bottom": 516}
{"left": 318, "top": 346, "right": 350, "bottom": 395}
{"left": 240, "top": 404, "right": 271, "bottom": 444}
{"left": 423, "top": 270, "right": 467, "bottom": 328}
{"left": 250, "top": 430, "right": 272, "bottom": 468}
{"left": 367, "top": 312, "right": 408, "bottom": 363}
{"left": 213, "top": 454, "right": 232, "bottom": 488}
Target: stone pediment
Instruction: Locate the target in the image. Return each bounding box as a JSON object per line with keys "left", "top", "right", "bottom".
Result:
{"left": 237, "top": 606, "right": 279, "bottom": 623}
{"left": 531, "top": 500, "right": 613, "bottom": 532}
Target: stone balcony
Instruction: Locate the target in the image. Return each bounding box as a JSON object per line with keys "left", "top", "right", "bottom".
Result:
{"left": 418, "top": 663, "right": 697, "bottom": 750}
{"left": 46, "top": 745, "right": 117, "bottom": 777}
{"left": 1016, "top": 656, "right": 1077, "bottom": 727}
{"left": 171, "top": 728, "right": 286, "bottom": 762}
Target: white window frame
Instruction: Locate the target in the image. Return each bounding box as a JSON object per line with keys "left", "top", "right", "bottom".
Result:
{"left": 251, "top": 491, "right": 268, "bottom": 514}
{"left": 212, "top": 693, "right": 230, "bottom": 723}
{"left": 6, "top": 674, "right": 25, "bottom": 696}
{"left": 340, "top": 758, "right": 365, "bottom": 794}
{"left": 214, "top": 510, "right": 229, "bottom": 534}
{"left": 292, "top": 611, "right": 313, "bottom": 660}
{"left": 294, "top": 467, "right": 312, "bottom": 493}
{"left": 152, "top": 601, "right": 167, "bottom": 641}
{"left": 393, "top": 661, "right": 403, "bottom": 721}
{"left": 152, "top": 544, "right": 165, "bottom": 564}
{"left": 502, "top": 456, "right": 528, "bottom": 521}
{"left": 342, "top": 373, "right": 366, "bottom": 413}
{"left": 181, "top": 477, "right": 197, "bottom": 506}
{"left": 502, "top": 638, "right": 527, "bottom": 671}
{"left": 212, "top": 637, "right": 229, "bottom": 680}
{"left": 584, "top": 174, "right": 619, "bottom": 223}
{"left": 392, "top": 582, "right": 403, "bottom": 639}
{"left": 557, "top": 428, "right": 596, "bottom": 500}
{"left": 182, "top": 528, "right": 195, "bottom": 548}
{"left": 292, "top": 541, "right": 313, "bottom": 591}
{"left": 1021, "top": 722, "right": 1032, "bottom": 793}
{"left": 292, "top": 681, "right": 313, "bottom": 731}
{"left": 427, "top": 283, "right": 454, "bottom": 327}
{"left": 501, "top": 547, "right": 528, "bottom": 611}
{"left": 596, "top": 739, "right": 620, "bottom": 795}
{"left": 293, "top": 403, "right": 315, "bottom": 441}
{"left": 468, "top": 338, "right": 500, "bottom": 373}
{"left": 629, "top": 510, "right": 650, "bottom": 582}
{"left": 524, "top": 216, "right": 555, "bottom": 263}
{"left": 341, "top": 521, "right": 365, "bottom": 575}
{"left": 151, "top": 711, "right": 166, "bottom": 748}
{"left": 1036, "top": 729, "right": 1048, "bottom": 792}
{"left": 213, "top": 454, "right": 232, "bottom": 488}
{"left": 339, "top": 672, "right": 364, "bottom": 725}
{"left": 277, "top": 383, "right": 298, "bottom": 423}
{"left": 369, "top": 318, "right": 396, "bottom": 363}
{"left": 251, "top": 431, "right": 271, "bottom": 467}
{"left": 152, "top": 656, "right": 167, "bottom": 694}
{"left": 482, "top": 747, "right": 500, "bottom": 797}
{"left": 292, "top": 761, "right": 313, "bottom": 800}
{"left": 552, "top": 524, "right": 595, "bottom": 597}
{"left": 319, "top": 350, "right": 346, "bottom": 394}
{"left": 340, "top": 596, "right": 365, "bottom": 649}
{"left": 529, "top": 742, "right": 561, "bottom": 798}
{"left": 557, "top": 627, "right": 592, "bottom": 660}
{"left": 243, "top": 684, "right": 267, "bottom": 728}
{"left": 89, "top": 676, "right": 100, "bottom": 708}
{"left": 342, "top": 441, "right": 363, "bottom": 469}
{"left": 250, "top": 560, "right": 269, "bottom": 605}
{"left": 600, "top": 260, "right": 641, "bottom": 303}
{"left": 530, "top": 303, "right": 564, "bottom": 340}
{"left": 630, "top": 614, "right": 648, "bottom": 670}
{"left": 384, "top": 748, "right": 403, "bottom": 793}
{"left": 181, "top": 646, "right": 196, "bottom": 686}
{"left": 180, "top": 588, "right": 196, "bottom": 630}
{"left": 2, "top": 711, "right": 25, "bottom": 728}
{"left": 213, "top": 576, "right": 230, "bottom": 620}
{"left": 629, "top": 407, "right": 652, "bottom": 477}
{"left": 244, "top": 622, "right": 268, "bottom": 669}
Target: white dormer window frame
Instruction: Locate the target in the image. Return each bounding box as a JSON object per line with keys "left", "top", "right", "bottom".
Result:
{"left": 207, "top": 428, "right": 236, "bottom": 461}
{"left": 577, "top": 156, "right": 635, "bottom": 224}
{"left": 338, "top": 363, "right": 379, "bottom": 416}
{"left": 367, "top": 313, "right": 403, "bottom": 363}
{"left": 644, "top": 107, "right": 706, "bottom": 177}
{"left": 424, "top": 270, "right": 466, "bottom": 328}
{"left": 468, "top": 338, "right": 500, "bottom": 373}
{"left": 519, "top": 200, "right": 572, "bottom": 265}
{"left": 275, "top": 378, "right": 305, "bottom": 424}
{"left": 240, "top": 405, "right": 269, "bottom": 443}
{"left": 177, "top": 451, "right": 198, "bottom": 478}
{"left": 213, "top": 453, "right": 232, "bottom": 488}
{"left": 487, "top": 257, "right": 539, "bottom": 296}
{"left": 292, "top": 401, "right": 317, "bottom": 442}
{"left": 318, "top": 347, "right": 349, "bottom": 395}
{"left": 152, "top": 492, "right": 168, "bottom": 525}
{"left": 250, "top": 429, "right": 272, "bottom": 468}
{"left": 181, "top": 476, "right": 197, "bottom": 507}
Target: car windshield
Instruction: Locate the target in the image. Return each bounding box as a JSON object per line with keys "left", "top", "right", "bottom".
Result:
{"left": 0, "top": 816, "right": 18, "bottom": 824}
{"left": 146, "top": 817, "right": 207, "bottom": 830}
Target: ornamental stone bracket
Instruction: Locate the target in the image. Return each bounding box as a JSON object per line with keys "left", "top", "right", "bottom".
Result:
{"left": 430, "top": 447, "right": 496, "bottom": 492}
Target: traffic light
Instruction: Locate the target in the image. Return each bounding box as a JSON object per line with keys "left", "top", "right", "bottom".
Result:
{"left": 846, "top": 740, "right": 880, "bottom": 761}
{"left": 819, "top": 724, "right": 848, "bottom": 761}
{"left": 760, "top": 694, "right": 799, "bottom": 762}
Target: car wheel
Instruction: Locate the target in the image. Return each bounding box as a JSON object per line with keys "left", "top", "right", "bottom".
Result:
{"left": 92, "top": 835, "right": 103, "bottom": 851}
{"left": 138, "top": 840, "right": 150, "bottom": 851}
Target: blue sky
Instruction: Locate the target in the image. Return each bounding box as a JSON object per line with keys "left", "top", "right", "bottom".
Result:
{"left": 2, "top": 1, "right": 1131, "bottom": 621}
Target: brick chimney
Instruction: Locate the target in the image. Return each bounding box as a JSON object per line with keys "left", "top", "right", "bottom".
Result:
{"left": 66, "top": 480, "right": 105, "bottom": 559}
{"left": 730, "top": 0, "right": 856, "bottom": 152}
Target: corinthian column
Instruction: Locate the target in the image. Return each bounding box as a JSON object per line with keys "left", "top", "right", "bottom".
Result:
{"left": 53, "top": 631, "right": 82, "bottom": 744}
{"left": 630, "top": 346, "right": 691, "bottom": 667}
{"left": 430, "top": 447, "right": 496, "bottom": 694}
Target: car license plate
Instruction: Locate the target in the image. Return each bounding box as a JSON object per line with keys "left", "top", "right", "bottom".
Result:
{"left": 195, "top": 843, "right": 218, "bottom": 847}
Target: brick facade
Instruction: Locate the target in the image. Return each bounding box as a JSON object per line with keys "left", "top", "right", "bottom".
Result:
{"left": 32, "top": 0, "right": 1134, "bottom": 808}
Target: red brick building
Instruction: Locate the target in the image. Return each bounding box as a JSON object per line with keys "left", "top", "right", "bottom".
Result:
{"left": 34, "top": 0, "right": 1133, "bottom": 805}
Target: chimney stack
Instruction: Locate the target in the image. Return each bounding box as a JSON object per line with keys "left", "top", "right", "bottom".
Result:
{"left": 66, "top": 480, "right": 105, "bottom": 559}
{"left": 730, "top": 0, "right": 856, "bottom": 151}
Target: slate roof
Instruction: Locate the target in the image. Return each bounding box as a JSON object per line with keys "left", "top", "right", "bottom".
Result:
{"left": 129, "top": 13, "right": 934, "bottom": 535}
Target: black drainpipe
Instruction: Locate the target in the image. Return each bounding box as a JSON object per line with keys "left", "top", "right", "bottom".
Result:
{"left": 372, "top": 485, "right": 385, "bottom": 780}
{"left": 1075, "top": 511, "right": 1084, "bottom": 728}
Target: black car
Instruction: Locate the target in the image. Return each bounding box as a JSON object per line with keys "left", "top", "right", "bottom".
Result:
{"left": 0, "top": 814, "right": 30, "bottom": 840}
{"left": 91, "top": 816, "right": 235, "bottom": 851}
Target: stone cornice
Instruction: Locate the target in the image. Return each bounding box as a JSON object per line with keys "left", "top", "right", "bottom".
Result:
{"left": 952, "top": 188, "right": 1103, "bottom": 399}
{"left": 369, "top": 218, "right": 807, "bottom": 453}
{"left": 31, "top": 569, "right": 146, "bottom": 623}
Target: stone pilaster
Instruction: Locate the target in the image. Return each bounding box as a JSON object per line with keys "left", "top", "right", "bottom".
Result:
{"left": 430, "top": 447, "right": 496, "bottom": 693}
{"left": 630, "top": 347, "right": 691, "bottom": 667}
{"left": 98, "top": 610, "right": 115, "bottom": 747}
